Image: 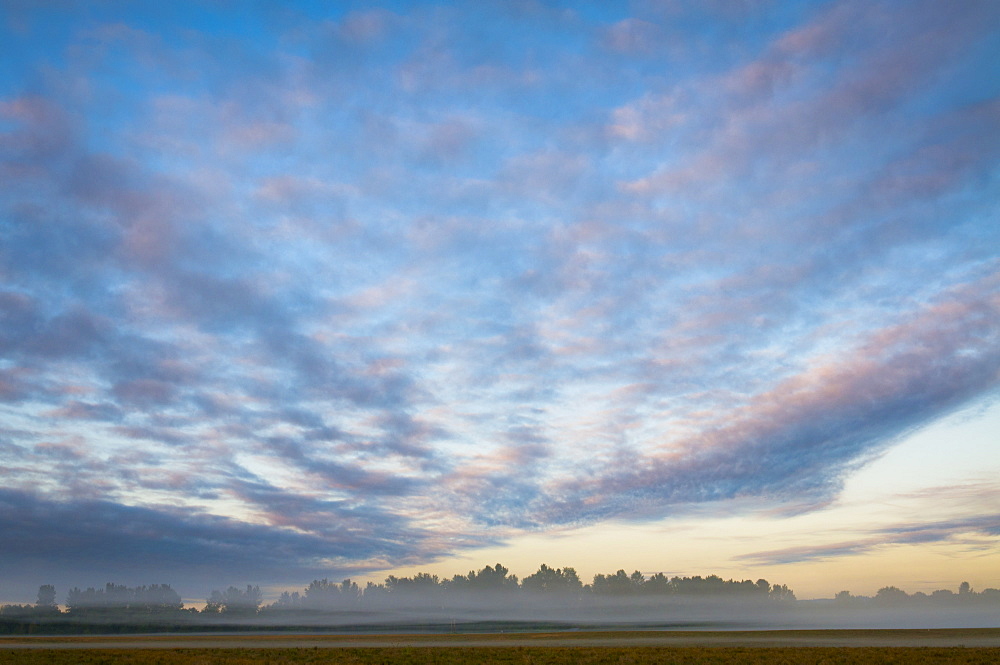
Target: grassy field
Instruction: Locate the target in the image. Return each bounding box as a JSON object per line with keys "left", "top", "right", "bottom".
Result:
{"left": 2, "top": 646, "right": 1000, "bottom": 664}
{"left": 2, "top": 629, "right": 999, "bottom": 663}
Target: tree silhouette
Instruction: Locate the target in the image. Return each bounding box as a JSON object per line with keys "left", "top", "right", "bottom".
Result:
{"left": 591, "top": 569, "right": 644, "bottom": 595}
{"left": 875, "top": 586, "right": 908, "bottom": 605}
{"left": 204, "top": 585, "right": 262, "bottom": 616}
{"left": 769, "top": 583, "right": 795, "bottom": 601}
{"left": 447, "top": 563, "right": 519, "bottom": 592}
{"left": 385, "top": 572, "right": 440, "bottom": 594}
{"left": 65, "top": 583, "right": 183, "bottom": 617}
{"left": 521, "top": 564, "right": 583, "bottom": 594}
{"left": 303, "top": 578, "right": 360, "bottom": 610}
{"left": 35, "top": 585, "right": 56, "bottom": 610}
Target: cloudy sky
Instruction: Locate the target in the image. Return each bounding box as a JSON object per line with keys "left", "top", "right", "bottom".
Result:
{"left": 2, "top": 0, "right": 998, "bottom": 605}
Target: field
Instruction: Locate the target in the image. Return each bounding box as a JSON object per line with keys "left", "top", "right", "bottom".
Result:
{"left": 2, "top": 647, "right": 1000, "bottom": 664}
{"left": 2, "top": 629, "right": 999, "bottom": 663}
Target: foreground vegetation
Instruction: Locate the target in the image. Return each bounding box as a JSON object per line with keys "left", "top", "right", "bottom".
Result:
{"left": 2, "top": 646, "right": 1000, "bottom": 664}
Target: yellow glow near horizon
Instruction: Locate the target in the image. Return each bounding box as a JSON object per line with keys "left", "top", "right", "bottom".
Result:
{"left": 375, "top": 398, "right": 1000, "bottom": 599}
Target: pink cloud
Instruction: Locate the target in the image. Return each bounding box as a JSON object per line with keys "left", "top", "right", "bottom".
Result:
{"left": 867, "top": 97, "right": 1000, "bottom": 202}
{"left": 712, "top": 277, "right": 999, "bottom": 453}
{"left": 721, "top": 59, "right": 798, "bottom": 101}
{"left": 619, "top": 1, "right": 997, "bottom": 196}
{"left": 773, "top": 1, "right": 857, "bottom": 58}
{"left": 607, "top": 91, "right": 688, "bottom": 143}
{"left": 418, "top": 118, "right": 477, "bottom": 164}
{"left": 254, "top": 175, "right": 355, "bottom": 203}
{"left": 602, "top": 18, "right": 661, "bottom": 54}
{"left": 113, "top": 378, "right": 176, "bottom": 407}
{"left": 0, "top": 367, "right": 32, "bottom": 402}
{"left": 540, "top": 271, "right": 1000, "bottom": 522}
{"left": 221, "top": 119, "right": 296, "bottom": 151}
{"left": 337, "top": 9, "right": 397, "bottom": 43}
{"left": 738, "top": 510, "right": 1000, "bottom": 565}
{"left": 45, "top": 400, "right": 121, "bottom": 422}
{"left": 0, "top": 95, "right": 74, "bottom": 163}
{"left": 498, "top": 149, "right": 590, "bottom": 204}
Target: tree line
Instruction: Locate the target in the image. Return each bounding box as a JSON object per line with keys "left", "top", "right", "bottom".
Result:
{"left": 835, "top": 581, "right": 1000, "bottom": 607}
{"left": 0, "top": 582, "right": 194, "bottom": 621}
{"left": 1, "top": 563, "right": 795, "bottom": 621}
{"left": 262, "top": 564, "right": 795, "bottom": 614}
{"left": 3, "top": 562, "right": 997, "bottom": 626}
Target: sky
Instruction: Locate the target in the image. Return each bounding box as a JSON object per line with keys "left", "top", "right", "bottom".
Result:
{"left": 1, "top": 0, "right": 998, "bottom": 606}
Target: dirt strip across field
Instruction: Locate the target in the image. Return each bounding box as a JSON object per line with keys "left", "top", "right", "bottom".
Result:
{"left": 2, "top": 628, "right": 999, "bottom": 649}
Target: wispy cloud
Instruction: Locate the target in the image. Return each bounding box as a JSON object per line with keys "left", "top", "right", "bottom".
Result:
{"left": 737, "top": 513, "right": 1000, "bottom": 566}
{"left": 1, "top": 0, "right": 997, "bottom": 598}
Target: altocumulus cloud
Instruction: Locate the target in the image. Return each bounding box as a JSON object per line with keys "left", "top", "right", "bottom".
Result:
{"left": 0, "top": 0, "right": 998, "bottom": 599}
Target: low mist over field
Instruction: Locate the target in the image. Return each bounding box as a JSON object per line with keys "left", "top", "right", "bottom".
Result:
{"left": 4, "top": 565, "right": 998, "bottom": 634}
{"left": 1, "top": 0, "right": 998, "bottom": 610}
